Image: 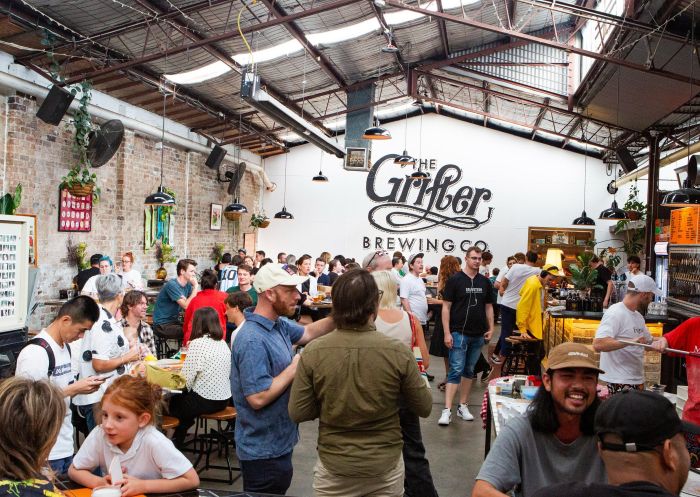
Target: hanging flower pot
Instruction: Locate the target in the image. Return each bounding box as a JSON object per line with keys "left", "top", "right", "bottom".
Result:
{"left": 67, "top": 182, "right": 94, "bottom": 198}
{"left": 224, "top": 211, "right": 242, "bottom": 221}
{"left": 625, "top": 210, "right": 641, "bottom": 221}
{"left": 259, "top": 219, "right": 270, "bottom": 228}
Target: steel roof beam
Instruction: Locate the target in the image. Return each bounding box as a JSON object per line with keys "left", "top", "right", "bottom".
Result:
{"left": 386, "top": 0, "right": 700, "bottom": 87}
{"left": 258, "top": 0, "right": 346, "bottom": 87}
{"left": 530, "top": 97, "right": 549, "bottom": 138}
{"left": 434, "top": 0, "right": 451, "bottom": 58}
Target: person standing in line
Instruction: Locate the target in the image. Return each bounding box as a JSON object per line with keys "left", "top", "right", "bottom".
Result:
{"left": 15, "top": 296, "right": 104, "bottom": 476}
{"left": 590, "top": 255, "right": 615, "bottom": 309}
{"left": 230, "top": 264, "right": 336, "bottom": 495}
{"left": 593, "top": 274, "right": 661, "bottom": 394}
{"left": 439, "top": 247, "right": 494, "bottom": 426}
{"left": 400, "top": 253, "right": 429, "bottom": 329}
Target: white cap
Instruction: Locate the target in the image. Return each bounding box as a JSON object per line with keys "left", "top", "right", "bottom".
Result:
{"left": 627, "top": 274, "right": 662, "bottom": 296}
{"left": 253, "top": 263, "right": 308, "bottom": 293}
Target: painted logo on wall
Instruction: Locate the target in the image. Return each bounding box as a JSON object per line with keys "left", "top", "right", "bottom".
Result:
{"left": 365, "top": 154, "right": 494, "bottom": 233}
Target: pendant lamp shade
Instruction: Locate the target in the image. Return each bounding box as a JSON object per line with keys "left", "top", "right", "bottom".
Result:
{"left": 394, "top": 151, "right": 416, "bottom": 166}
{"left": 661, "top": 155, "right": 700, "bottom": 207}
{"left": 573, "top": 210, "right": 596, "bottom": 225}
{"left": 312, "top": 171, "right": 329, "bottom": 182}
{"left": 274, "top": 207, "right": 294, "bottom": 219}
{"left": 599, "top": 200, "right": 627, "bottom": 220}
{"left": 144, "top": 186, "right": 175, "bottom": 206}
{"left": 410, "top": 170, "right": 430, "bottom": 181}
{"left": 362, "top": 126, "right": 391, "bottom": 140}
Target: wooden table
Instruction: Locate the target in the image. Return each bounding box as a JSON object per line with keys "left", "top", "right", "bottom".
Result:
{"left": 57, "top": 479, "right": 288, "bottom": 497}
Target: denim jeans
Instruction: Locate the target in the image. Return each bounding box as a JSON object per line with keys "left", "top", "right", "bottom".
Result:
{"left": 49, "top": 455, "right": 73, "bottom": 477}
{"left": 240, "top": 451, "right": 293, "bottom": 495}
{"left": 447, "top": 333, "right": 485, "bottom": 384}
{"left": 399, "top": 407, "right": 439, "bottom": 497}
{"left": 498, "top": 306, "right": 517, "bottom": 356}
{"left": 77, "top": 404, "right": 98, "bottom": 433}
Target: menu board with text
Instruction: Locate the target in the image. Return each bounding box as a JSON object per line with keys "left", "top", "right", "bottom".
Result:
{"left": 670, "top": 206, "right": 700, "bottom": 245}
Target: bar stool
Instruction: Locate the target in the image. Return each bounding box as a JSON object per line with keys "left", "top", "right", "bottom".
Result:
{"left": 502, "top": 336, "right": 542, "bottom": 376}
{"left": 193, "top": 406, "right": 240, "bottom": 484}
{"left": 161, "top": 415, "right": 180, "bottom": 432}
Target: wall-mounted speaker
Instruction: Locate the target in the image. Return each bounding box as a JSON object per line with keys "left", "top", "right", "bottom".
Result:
{"left": 36, "top": 85, "right": 75, "bottom": 125}
{"left": 615, "top": 146, "right": 638, "bottom": 174}
{"left": 205, "top": 145, "right": 227, "bottom": 170}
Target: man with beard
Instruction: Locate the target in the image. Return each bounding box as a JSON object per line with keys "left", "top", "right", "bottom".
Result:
{"left": 472, "top": 342, "right": 607, "bottom": 497}
{"left": 230, "top": 263, "right": 335, "bottom": 495}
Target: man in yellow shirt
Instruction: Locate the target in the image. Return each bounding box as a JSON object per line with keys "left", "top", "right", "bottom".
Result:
{"left": 516, "top": 266, "right": 559, "bottom": 339}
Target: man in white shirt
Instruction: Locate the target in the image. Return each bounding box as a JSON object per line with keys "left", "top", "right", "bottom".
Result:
{"left": 15, "top": 296, "right": 105, "bottom": 476}
{"left": 593, "top": 274, "right": 662, "bottom": 394}
{"left": 400, "top": 253, "right": 429, "bottom": 326}
{"left": 491, "top": 251, "right": 540, "bottom": 376}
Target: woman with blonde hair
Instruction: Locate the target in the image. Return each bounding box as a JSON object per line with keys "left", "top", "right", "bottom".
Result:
{"left": 372, "top": 270, "right": 438, "bottom": 497}
{"left": 429, "top": 255, "right": 462, "bottom": 391}
{"left": 0, "top": 377, "right": 66, "bottom": 497}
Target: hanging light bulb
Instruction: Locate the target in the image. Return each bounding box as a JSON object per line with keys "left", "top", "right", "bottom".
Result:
{"left": 572, "top": 128, "right": 595, "bottom": 225}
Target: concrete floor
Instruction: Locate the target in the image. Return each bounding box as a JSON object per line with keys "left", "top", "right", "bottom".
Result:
{"left": 199, "top": 331, "right": 497, "bottom": 497}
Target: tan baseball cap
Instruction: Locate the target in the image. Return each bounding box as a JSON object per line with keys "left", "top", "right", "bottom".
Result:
{"left": 253, "top": 263, "right": 308, "bottom": 293}
{"left": 547, "top": 342, "right": 604, "bottom": 374}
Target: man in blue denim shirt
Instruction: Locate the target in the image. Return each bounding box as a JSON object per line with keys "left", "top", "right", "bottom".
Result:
{"left": 231, "top": 263, "right": 335, "bottom": 495}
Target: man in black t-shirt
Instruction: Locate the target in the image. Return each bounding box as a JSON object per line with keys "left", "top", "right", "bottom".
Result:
{"left": 75, "top": 253, "right": 102, "bottom": 291}
{"left": 590, "top": 255, "right": 614, "bottom": 308}
{"left": 439, "top": 246, "right": 494, "bottom": 426}
{"left": 533, "top": 390, "right": 699, "bottom": 497}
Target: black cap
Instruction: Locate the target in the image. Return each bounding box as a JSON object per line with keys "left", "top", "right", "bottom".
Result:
{"left": 595, "top": 390, "right": 700, "bottom": 452}
{"left": 89, "top": 253, "right": 103, "bottom": 265}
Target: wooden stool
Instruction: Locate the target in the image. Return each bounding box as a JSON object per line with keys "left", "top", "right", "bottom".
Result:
{"left": 161, "top": 416, "right": 180, "bottom": 431}
{"left": 502, "top": 337, "right": 542, "bottom": 376}
{"left": 194, "top": 407, "right": 240, "bottom": 484}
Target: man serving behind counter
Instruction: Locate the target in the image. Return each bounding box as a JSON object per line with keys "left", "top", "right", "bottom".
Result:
{"left": 472, "top": 342, "right": 606, "bottom": 497}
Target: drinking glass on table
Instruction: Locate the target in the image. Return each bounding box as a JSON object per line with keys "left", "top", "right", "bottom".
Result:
{"left": 179, "top": 346, "right": 188, "bottom": 362}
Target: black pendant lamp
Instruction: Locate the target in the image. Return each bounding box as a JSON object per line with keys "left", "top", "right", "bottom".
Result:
{"left": 572, "top": 131, "right": 595, "bottom": 225}
{"left": 145, "top": 91, "right": 176, "bottom": 206}
{"left": 410, "top": 170, "right": 430, "bottom": 181}
{"left": 599, "top": 199, "right": 627, "bottom": 220}
{"left": 363, "top": 124, "right": 391, "bottom": 140}
{"left": 224, "top": 200, "right": 248, "bottom": 216}
{"left": 312, "top": 152, "right": 329, "bottom": 182}
{"left": 662, "top": 155, "right": 700, "bottom": 207}
{"left": 394, "top": 72, "right": 416, "bottom": 166}
{"left": 274, "top": 150, "right": 294, "bottom": 219}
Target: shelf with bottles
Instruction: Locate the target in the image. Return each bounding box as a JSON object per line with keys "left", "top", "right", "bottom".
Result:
{"left": 528, "top": 227, "right": 595, "bottom": 267}
{"left": 668, "top": 245, "right": 700, "bottom": 310}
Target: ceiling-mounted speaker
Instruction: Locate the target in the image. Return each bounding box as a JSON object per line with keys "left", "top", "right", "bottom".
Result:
{"left": 36, "top": 85, "right": 75, "bottom": 125}
{"left": 615, "top": 146, "right": 638, "bottom": 174}
{"left": 206, "top": 145, "right": 227, "bottom": 170}
{"left": 227, "top": 162, "right": 247, "bottom": 195}
{"left": 87, "top": 120, "right": 124, "bottom": 167}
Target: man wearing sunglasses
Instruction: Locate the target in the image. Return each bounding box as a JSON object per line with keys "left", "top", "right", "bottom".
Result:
{"left": 362, "top": 250, "right": 392, "bottom": 272}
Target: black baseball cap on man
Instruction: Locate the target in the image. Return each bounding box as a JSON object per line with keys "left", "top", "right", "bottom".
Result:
{"left": 596, "top": 390, "right": 700, "bottom": 452}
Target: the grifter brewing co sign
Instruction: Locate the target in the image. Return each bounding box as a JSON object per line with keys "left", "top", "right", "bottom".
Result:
{"left": 363, "top": 154, "right": 494, "bottom": 254}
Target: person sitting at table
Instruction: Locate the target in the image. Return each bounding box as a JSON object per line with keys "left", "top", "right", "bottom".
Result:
{"left": 81, "top": 256, "right": 114, "bottom": 299}
{"left": 532, "top": 390, "right": 697, "bottom": 497}
{"left": 120, "top": 290, "right": 157, "bottom": 358}
{"left": 284, "top": 254, "right": 297, "bottom": 274}
{"left": 313, "top": 258, "right": 331, "bottom": 286}
{"left": 327, "top": 258, "right": 343, "bottom": 286}
{"left": 182, "top": 269, "right": 226, "bottom": 346}
{"left": 76, "top": 253, "right": 102, "bottom": 292}
{"left": 225, "top": 291, "right": 253, "bottom": 346}
{"left": 472, "top": 342, "right": 606, "bottom": 497}
{"left": 226, "top": 264, "right": 257, "bottom": 306}
{"left": 296, "top": 255, "right": 318, "bottom": 324}
{"left": 372, "top": 270, "right": 437, "bottom": 497}
{"left": 119, "top": 251, "right": 144, "bottom": 291}
{"left": 152, "top": 258, "right": 199, "bottom": 347}
{"left": 69, "top": 375, "right": 199, "bottom": 494}
{"left": 0, "top": 377, "right": 67, "bottom": 497}
{"left": 170, "top": 307, "right": 232, "bottom": 449}
{"left": 74, "top": 274, "right": 141, "bottom": 432}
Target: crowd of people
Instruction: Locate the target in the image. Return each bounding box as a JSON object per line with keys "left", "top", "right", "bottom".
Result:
{"left": 1, "top": 243, "right": 699, "bottom": 497}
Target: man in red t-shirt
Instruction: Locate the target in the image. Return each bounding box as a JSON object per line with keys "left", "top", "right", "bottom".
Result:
{"left": 653, "top": 317, "right": 700, "bottom": 465}
{"left": 182, "top": 268, "right": 227, "bottom": 345}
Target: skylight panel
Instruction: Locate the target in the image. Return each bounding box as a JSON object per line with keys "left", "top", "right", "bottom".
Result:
{"left": 308, "top": 18, "right": 380, "bottom": 45}
{"left": 165, "top": 61, "right": 230, "bottom": 85}
{"left": 232, "top": 39, "right": 305, "bottom": 66}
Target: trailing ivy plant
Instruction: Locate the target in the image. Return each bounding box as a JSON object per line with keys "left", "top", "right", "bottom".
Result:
{"left": 158, "top": 187, "right": 176, "bottom": 221}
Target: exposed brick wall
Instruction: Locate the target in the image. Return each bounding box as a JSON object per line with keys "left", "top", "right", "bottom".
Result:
{"left": 0, "top": 95, "right": 261, "bottom": 329}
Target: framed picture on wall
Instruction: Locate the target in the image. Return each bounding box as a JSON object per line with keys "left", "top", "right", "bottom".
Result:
{"left": 210, "top": 203, "right": 222, "bottom": 231}
{"left": 58, "top": 188, "right": 92, "bottom": 232}
{"left": 344, "top": 147, "right": 368, "bottom": 171}
{"left": 16, "top": 214, "right": 37, "bottom": 267}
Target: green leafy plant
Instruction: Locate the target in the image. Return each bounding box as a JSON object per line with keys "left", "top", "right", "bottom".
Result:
{"left": 621, "top": 182, "right": 646, "bottom": 220}
{"left": 599, "top": 246, "right": 622, "bottom": 273}
{"left": 568, "top": 252, "right": 603, "bottom": 291}
{"left": 155, "top": 241, "right": 177, "bottom": 266}
{"left": 158, "top": 187, "right": 176, "bottom": 221}
{"left": 211, "top": 243, "right": 225, "bottom": 264}
{"left": 66, "top": 238, "right": 89, "bottom": 270}
{"left": 250, "top": 212, "right": 269, "bottom": 229}
{"left": 0, "top": 184, "right": 22, "bottom": 215}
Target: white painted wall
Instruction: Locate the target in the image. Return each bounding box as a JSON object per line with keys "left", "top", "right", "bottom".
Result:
{"left": 258, "top": 113, "right": 624, "bottom": 269}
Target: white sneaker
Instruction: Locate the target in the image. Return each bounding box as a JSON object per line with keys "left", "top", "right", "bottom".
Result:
{"left": 438, "top": 408, "right": 452, "bottom": 426}
{"left": 457, "top": 403, "right": 474, "bottom": 421}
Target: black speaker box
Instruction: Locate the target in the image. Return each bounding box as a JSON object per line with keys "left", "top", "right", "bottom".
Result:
{"left": 36, "top": 85, "right": 75, "bottom": 125}
{"left": 206, "top": 145, "right": 227, "bottom": 170}
{"left": 615, "top": 147, "right": 638, "bottom": 174}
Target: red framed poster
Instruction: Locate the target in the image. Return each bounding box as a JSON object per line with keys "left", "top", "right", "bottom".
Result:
{"left": 58, "top": 188, "right": 93, "bottom": 232}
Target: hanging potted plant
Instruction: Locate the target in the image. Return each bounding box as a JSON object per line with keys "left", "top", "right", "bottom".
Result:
{"left": 622, "top": 183, "right": 646, "bottom": 221}
{"left": 154, "top": 240, "right": 177, "bottom": 280}
{"left": 60, "top": 80, "right": 101, "bottom": 201}
{"left": 250, "top": 212, "right": 270, "bottom": 229}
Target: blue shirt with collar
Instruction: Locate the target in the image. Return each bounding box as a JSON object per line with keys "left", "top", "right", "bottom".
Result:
{"left": 230, "top": 309, "right": 304, "bottom": 460}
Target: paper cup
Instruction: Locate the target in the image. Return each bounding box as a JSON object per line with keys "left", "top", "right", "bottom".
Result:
{"left": 92, "top": 486, "right": 122, "bottom": 497}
